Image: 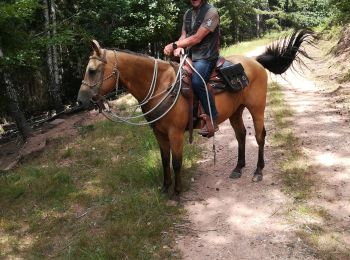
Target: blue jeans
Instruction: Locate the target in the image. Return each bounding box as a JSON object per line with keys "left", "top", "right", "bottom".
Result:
{"left": 192, "top": 59, "right": 218, "bottom": 120}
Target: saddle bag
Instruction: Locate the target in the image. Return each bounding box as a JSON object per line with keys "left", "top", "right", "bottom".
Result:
{"left": 218, "top": 63, "right": 249, "bottom": 92}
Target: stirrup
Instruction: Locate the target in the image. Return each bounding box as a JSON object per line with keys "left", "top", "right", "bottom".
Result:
{"left": 198, "top": 114, "right": 218, "bottom": 138}
{"left": 199, "top": 124, "right": 219, "bottom": 137}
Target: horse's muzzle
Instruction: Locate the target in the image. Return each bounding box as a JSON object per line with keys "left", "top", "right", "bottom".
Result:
{"left": 77, "top": 82, "right": 99, "bottom": 108}
{"left": 77, "top": 90, "right": 93, "bottom": 110}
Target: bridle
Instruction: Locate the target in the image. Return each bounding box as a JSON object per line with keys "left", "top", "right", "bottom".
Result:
{"left": 81, "top": 49, "right": 120, "bottom": 105}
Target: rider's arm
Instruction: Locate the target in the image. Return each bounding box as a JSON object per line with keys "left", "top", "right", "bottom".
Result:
{"left": 178, "top": 29, "right": 187, "bottom": 42}
{"left": 174, "top": 8, "right": 219, "bottom": 50}
{"left": 175, "top": 26, "right": 210, "bottom": 48}
{"left": 164, "top": 8, "right": 218, "bottom": 56}
{"left": 165, "top": 26, "right": 210, "bottom": 56}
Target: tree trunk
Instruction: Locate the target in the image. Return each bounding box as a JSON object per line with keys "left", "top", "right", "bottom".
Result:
{"left": 4, "top": 76, "right": 32, "bottom": 140}
{"left": 285, "top": 0, "right": 289, "bottom": 12}
{"left": 44, "top": 0, "right": 64, "bottom": 112}
{"left": 256, "top": 13, "right": 260, "bottom": 38}
{"left": 0, "top": 47, "right": 32, "bottom": 140}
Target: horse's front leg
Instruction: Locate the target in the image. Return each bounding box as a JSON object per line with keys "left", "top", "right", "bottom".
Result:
{"left": 154, "top": 130, "right": 172, "bottom": 193}
{"left": 169, "top": 131, "right": 185, "bottom": 197}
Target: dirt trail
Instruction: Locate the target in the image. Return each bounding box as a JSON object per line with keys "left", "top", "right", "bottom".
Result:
{"left": 177, "top": 47, "right": 350, "bottom": 259}
{"left": 275, "top": 68, "right": 350, "bottom": 212}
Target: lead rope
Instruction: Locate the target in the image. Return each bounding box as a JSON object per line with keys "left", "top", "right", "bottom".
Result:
{"left": 129, "top": 58, "right": 159, "bottom": 116}
{"left": 111, "top": 50, "right": 159, "bottom": 117}
{"left": 185, "top": 58, "right": 216, "bottom": 165}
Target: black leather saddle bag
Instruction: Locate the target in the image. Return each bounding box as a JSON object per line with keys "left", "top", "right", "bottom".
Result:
{"left": 219, "top": 63, "right": 249, "bottom": 92}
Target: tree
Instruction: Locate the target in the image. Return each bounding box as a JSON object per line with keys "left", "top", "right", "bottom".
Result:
{"left": 0, "top": 47, "right": 32, "bottom": 140}
{"left": 330, "top": 0, "right": 350, "bottom": 23}
{"left": 214, "top": 0, "right": 267, "bottom": 44}
{"left": 0, "top": 0, "right": 40, "bottom": 139}
{"left": 44, "top": 0, "right": 64, "bottom": 112}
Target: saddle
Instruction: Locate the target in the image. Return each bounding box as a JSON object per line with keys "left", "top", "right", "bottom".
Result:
{"left": 209, "top": 57, "right": 249, "bottom": 93}
{"left": 144, "top": 57, "right": 249, "bottom": 143}
{"left": 180, "top": 57, "right": 250, "bottom": 142}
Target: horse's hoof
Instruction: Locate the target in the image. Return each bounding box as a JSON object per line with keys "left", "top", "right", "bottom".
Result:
{"left": 252, "top": 174, "right": 263, "bottom": 182}
{"left": 171, "top": 192, "right": 181, "bottom": 202}
{"left": 230, "top": 171, "right": 242, "bottom": 179}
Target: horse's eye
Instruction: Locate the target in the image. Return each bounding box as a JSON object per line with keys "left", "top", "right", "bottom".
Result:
{"left": 88, "top": 68, "right": 96, "bottom": 76}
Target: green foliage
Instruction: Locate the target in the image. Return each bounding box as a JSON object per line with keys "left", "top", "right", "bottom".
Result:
{"left": 261, "top": 0, "right": 331, "bottom": 29}
{"left": 214, "top": 0, "right": 265, "bottom": 44}
{"left": 0, "top": 0, "right": 41, "bottom": 68}
{"left": 284, "top": 0, "right": 331, "bottom": 27}
{"left": 266, "top": 18, "right": 282, "bottom": 31}
{"left": 63, "top": 0, "right": 181, "bottom": 49}
{"left": 0, "top": 0, "right": 338, "bottom": 120}
{"left": 329, "top": 0, "right": 350, "bottom": 23}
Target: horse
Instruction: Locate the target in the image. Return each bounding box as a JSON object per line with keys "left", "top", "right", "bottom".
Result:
{"left": 77, "top": 29, "right": 314, "bottom": 197}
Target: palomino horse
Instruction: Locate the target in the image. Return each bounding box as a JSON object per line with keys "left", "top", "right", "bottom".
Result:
{"left": 77, "top": 30, "right": 314, "bottom": 196}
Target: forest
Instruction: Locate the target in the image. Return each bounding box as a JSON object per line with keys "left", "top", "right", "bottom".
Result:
{"left": 0, "top": 0, "right": 349, "bottom": 140}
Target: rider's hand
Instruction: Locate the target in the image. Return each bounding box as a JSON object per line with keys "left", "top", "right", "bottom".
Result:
{"left": 163, "top": 43, "right": 174, "bottom": 56}
{"left": 174, "top": 48, "right": 185, "bottom": 57}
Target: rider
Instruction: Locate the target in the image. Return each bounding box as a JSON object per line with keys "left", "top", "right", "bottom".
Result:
{"left": 164, "top": 0, "right": 220, "bottom": 136}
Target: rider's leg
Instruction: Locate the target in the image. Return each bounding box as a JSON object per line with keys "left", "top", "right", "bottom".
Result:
{"left": 191, "top": 59, "right": 218, "bottom": 124}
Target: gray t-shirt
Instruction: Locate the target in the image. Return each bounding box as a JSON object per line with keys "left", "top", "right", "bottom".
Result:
{"left": 182, "top": 7, "right": 219, "bottom": 33}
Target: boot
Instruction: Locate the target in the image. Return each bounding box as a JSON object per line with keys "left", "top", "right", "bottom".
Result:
{"left": 199, "top": 120, "right": 219, "bottom": 137}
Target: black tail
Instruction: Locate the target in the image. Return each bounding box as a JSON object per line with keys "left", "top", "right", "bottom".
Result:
{"left": 256, "top": 29, "right": 316, "bottom": 74}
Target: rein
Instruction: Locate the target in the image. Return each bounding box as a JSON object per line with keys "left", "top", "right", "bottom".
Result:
{"left": 83, "top": 48, "right": 186, "bottom": 125}
{"left": 101, "top": 55, "right": 187, "bottom": 125}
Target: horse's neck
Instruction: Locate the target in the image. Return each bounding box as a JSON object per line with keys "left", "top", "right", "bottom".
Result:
{"left": 113, "top": 51, "right": 159, "bottom": 102}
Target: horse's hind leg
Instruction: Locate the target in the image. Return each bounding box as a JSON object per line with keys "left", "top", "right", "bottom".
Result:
{"left": 249, "top": 110, "right": 266, "bottom": 182}
{"left": 153, "top": 130, "right": 172, "bottom": 193}
{"left": 229, "top": 105, "right": 246, "bottom": 179}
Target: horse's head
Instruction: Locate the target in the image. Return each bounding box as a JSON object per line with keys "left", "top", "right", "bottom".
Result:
{"left": 77, "top": 40, "right": 117, "bottom": 109}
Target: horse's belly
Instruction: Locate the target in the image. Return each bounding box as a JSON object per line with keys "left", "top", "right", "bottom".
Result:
{"left": 215, "top": 92, "right": 242, "bottom": 122}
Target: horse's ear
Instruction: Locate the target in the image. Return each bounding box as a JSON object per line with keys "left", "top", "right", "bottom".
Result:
{"left": 91, "top": 39, "right": 101, "bottom": 56}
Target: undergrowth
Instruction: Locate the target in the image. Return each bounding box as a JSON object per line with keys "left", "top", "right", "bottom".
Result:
{"left": 0, "top": 119, "right": 201, "bottom": 259}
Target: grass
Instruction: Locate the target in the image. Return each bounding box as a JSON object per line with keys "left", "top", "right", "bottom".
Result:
{"left": 0, "top": 119, "right": 202, "bottom": 259}
{"left": 221, "top": 38, "right": 272, "bottom": 57}
{"left": 221, "top": 31, "right": 283, "bottom": 57}
{"left": 268, "top": 82, "right": 313, "bottom": 200}
{"left": 268, "top": 81, "right": 350, "bottom": 259}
